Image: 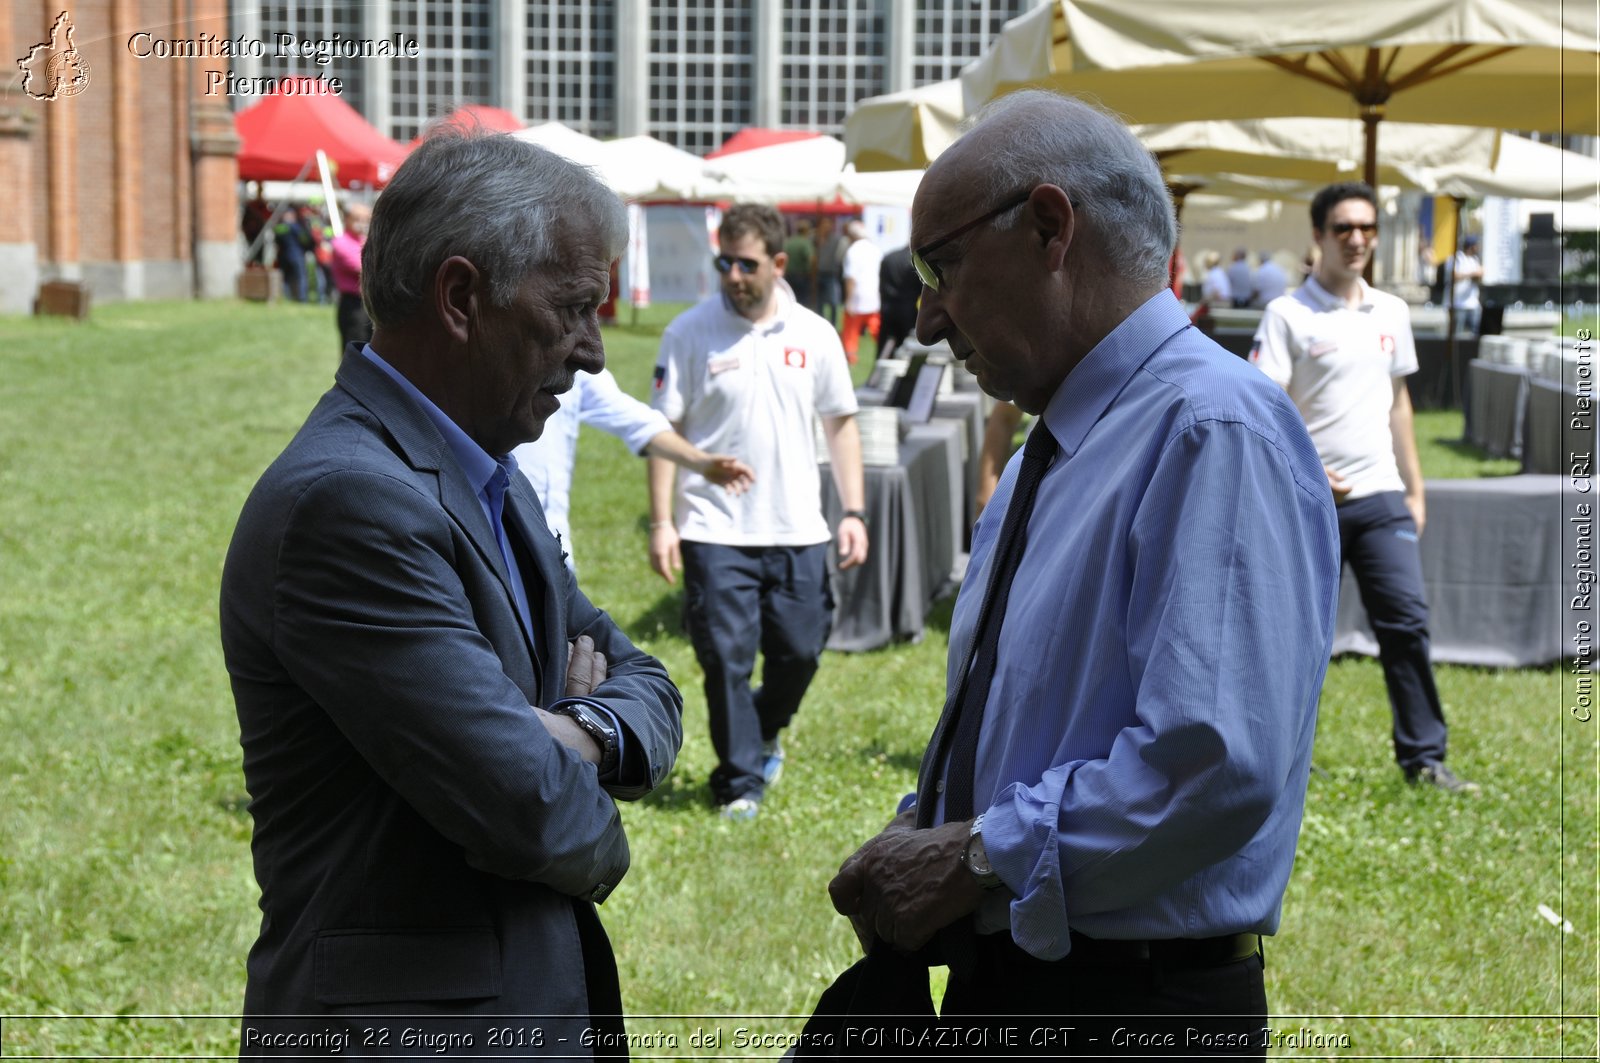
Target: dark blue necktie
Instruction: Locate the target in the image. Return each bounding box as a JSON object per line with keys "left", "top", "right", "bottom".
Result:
{"left": 917, "top": 421, "right": 1058, "bottom": 828}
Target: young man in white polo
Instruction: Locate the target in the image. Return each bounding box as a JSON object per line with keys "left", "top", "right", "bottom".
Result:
{"left": 647, "top": 203, "right": 870, "bottom": 819}
{"left": 1252, "top": 181, "right": 1477, "bottom": 794}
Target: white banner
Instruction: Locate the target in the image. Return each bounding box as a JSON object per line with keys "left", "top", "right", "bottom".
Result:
{"left": 626, "top": 203, "right": 651, "bottom": 309}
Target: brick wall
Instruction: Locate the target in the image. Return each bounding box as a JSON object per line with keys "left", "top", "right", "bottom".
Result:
{"left": 8, "top": 0, "right": 238, "bottom": 302}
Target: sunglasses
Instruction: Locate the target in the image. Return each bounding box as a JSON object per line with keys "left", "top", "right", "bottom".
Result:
{"left": 911, "top": 189, "right": 1037, "bottom": 291}
{"left": 1328, "top": 221, "right": 1379, "bottom": 239}
{"left": 713, "top": 254, "right": 765, "bottom": 274}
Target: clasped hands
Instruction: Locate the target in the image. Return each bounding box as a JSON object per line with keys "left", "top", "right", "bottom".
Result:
{"left": 827, "top": 811, "right": 984, "bottom": 953}
{"left": 532, "top": 634, "right": 609, "bottom": 764}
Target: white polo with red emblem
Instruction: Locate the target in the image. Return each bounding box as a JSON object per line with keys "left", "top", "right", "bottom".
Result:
{"left": 1251, "top": 275, "right": 1418, "bottom": 500}
{"left": 652, "top": 285, "right": 857, "bottom": 545}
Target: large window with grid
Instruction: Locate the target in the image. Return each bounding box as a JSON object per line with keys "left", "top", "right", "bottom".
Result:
{"left": 778, "top": 0, "right": 886, "bottom": 135}
{"left": 526, "top": 0, "right": 617, "bottom": 136}
{"left": 647, "top": 0, "right": 754, "bottom": 155}
{"left": 388, "top": 0, "right": 495, "bottom": 142}
{"left": 912, "top": 0, "right": 1030, "bottom": 85}
{"left": 249, "top": 1, "right": 369, "bottom": 118}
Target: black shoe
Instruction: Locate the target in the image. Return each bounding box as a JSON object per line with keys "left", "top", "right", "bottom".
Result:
{"left": 1406, "top": 762, "right": 1481, "bottom": 794}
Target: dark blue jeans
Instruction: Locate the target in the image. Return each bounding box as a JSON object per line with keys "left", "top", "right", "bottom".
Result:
{"left": 1337, "top": 491, "right": 1449, "bottom": 770}
{"left": 681, "top": 541, "right": 833, "bottom": 803}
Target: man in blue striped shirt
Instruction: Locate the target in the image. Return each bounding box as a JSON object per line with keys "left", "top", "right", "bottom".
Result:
{"left": 821, "top": 90, "right": 1341, "bottom": 1055}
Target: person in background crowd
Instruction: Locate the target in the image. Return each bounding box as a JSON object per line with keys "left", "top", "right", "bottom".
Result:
{"left": 1253, "top": 249, "right": 1290, "bottom": 308}
{"left": 785, "top": 220, "right": 816, "bottom": 310}
{"left": 649, "top": 202, "right": 869, "bottom": 822}
{"left": 310, "top": 208, "right": 335, "bottom": 306}
{"left": 241, "top": 183, "right": 272, "bottom": 267}
{"left": 1201, "top": 249, "right": 1233, "bottom": 309}
{"left": 329, "top": 203, "right": 373, "bottom": 355}
{"left": 810, "top": 89, "right": 1338, "bottom": 1055}
{"left": 1252, "top": 180, "right": 1479, "bottom": 796}
{"left": 876, "top": 244, "right": 920, "bottom": 361}
{"left": 816, "top": 216, "right": 848, "bottom": 326}
{"left": 1450, "top": 234, "right": 1484, "bottom": 335}
{"left": 840, "top": 220, "right": 883, "bottom": 364}
{"left": 1226, "top": 246, "right": 1255, "bottom": 308}
{"left": 272, "top": 205, "right": 311, "bottom": 303}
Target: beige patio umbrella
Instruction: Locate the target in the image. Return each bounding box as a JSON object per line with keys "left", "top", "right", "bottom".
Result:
{"left": 844, "top": 78, "right": 964, "bottom": 172}
{"left": 960, "top": 0, "right": 1598, "bottom": 192}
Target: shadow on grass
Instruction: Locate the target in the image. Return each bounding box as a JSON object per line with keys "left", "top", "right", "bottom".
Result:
{"left": 921, "top": 593, "right": 957, "bottom": 636}
{"left": 626, "top": 589, "right": 686, "bottom": 640}
{"left": 1429, "top": 435, "right": 1523, "bottom": 476}
{"left": 639, "top": 772, "right": 713, "bottom": 815}
{"left": 855, "top": 744, "right": 925, "bottom": 777}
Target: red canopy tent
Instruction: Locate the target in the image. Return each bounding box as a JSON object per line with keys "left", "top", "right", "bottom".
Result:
{"left": 705, "top": 127, "right": 821, "bottom": 159}
{"left": 406, "top": 104, "right": 525, "bottom": 149}
{"left": 235, "top": 79, "right": 409, "bottom": 188}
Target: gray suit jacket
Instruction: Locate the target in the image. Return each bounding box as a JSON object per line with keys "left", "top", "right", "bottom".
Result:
{"left": 221, "top": 352, "right": 681, "bottom": 1051}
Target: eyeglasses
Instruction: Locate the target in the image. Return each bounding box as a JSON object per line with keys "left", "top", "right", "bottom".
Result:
{"left": 1328, "top": 221, "right": 1379, "bottom": 239}
{"left": 912, "top": 189, "right": 1035, "bottom": 291}
{"left": 713, "top": 253, "right": 765, "bottom": 274}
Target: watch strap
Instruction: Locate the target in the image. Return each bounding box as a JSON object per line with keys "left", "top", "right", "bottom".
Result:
{"left": 549, "top": 699, "right": 620, "bottom": 778}
{"left": 961, "top": 812, "right": 1004, "bottom": 890}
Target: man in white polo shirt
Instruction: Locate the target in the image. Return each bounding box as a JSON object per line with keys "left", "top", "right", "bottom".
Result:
{"left": 648, "top": 202, "right": 870, "bottom": 819}
{"left": 1252, "top": 181, "right": 1477, "bottom": 795}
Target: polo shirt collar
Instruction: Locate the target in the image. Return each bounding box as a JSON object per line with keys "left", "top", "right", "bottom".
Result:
{"left": 1040, "top": 289, "right": 1192, "bottom": 460}
{"left": 1300, "top": 274, "right": 1375, "bottom": 312}
{"left": 720, "top": 277, "right": 798, "bottom": 334}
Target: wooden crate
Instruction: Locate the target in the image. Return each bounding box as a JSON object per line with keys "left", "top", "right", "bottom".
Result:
{"left": 33, "top": 281, "right": 91, "bottom": 320}
{"left": 236, "top": 268, "right": 280, "bottom": 302}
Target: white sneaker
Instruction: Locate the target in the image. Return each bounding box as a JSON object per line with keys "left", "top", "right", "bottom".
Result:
{"left": 719, "top": 796, "right": 761, "bottom": 821}
{"left": 760, "top": 737, "right": 785, "bottom": 786}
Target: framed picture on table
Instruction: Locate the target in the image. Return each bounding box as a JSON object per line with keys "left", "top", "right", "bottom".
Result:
{"left": 888, "top": 352, "right": 929, "bottom": 408}
{"left": 905, "top": 363, "right": 946, "bottom": 423}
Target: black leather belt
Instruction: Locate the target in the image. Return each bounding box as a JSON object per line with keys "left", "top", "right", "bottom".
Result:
{"left": 1063, "top": 930, "right": 1262, "bottom": 969}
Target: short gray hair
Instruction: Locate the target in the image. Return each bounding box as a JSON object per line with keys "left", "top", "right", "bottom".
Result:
{"left": 362, "top": 132, "right": 627, "bottom": 327}
{"left": 960, "top": 90, "right": 1176, "bottom": 288}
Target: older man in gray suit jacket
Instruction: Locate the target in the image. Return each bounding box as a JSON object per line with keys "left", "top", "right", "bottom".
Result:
{"left": 221, "top": 132, "right": 683, "bottom": 1057}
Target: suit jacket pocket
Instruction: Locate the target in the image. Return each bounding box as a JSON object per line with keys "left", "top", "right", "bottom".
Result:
{"left": 313, "top": 928, "right": 501, "bottom": 1005}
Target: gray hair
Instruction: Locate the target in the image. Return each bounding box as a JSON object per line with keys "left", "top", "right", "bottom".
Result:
{"left": 958, "top": 90, "right": 1176, "bottom": 288}
{"left": 362, "top": 131, "right": 627, "bottom": 327}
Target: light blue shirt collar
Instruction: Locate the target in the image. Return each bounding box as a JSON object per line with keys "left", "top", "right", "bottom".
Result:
{"left": 360, "top": 344, "right": 518, "bottom": 495}
{"left": 1042, "top": 289, "right": 1192, "bottom": 460}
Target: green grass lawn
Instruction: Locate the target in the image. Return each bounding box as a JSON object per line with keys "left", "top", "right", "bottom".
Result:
{"left": 0, "top": 300, "right": 1594, "bottom": 1057}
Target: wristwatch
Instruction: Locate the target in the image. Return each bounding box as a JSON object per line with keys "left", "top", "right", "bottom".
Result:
{"left": 841, "top": 508, "right": 869, "bottom": 529}
{"left": 961, "top": 813, "right": 1004, "bottom": 890}
{"left": 549, "top": 700, "right": 620, "bottom": 778}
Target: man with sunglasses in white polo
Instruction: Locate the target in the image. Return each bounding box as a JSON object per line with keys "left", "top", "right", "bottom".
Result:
{"left": 648, "top": 202, "right": 869, "bottom": 821}
{"left": 1252, "top": 181, "right": 1478, "bottom": 795}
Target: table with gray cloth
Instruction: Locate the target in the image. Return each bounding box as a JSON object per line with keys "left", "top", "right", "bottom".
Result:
{"left": 1522, "top": 377, "right": 1593, "bottom": 476}
{"left": 1333, "top": 475, "right": 1581, "bottom": 667}
{"left": 933, "top": 391, "right": 984, "bottom": 536}
{"left": 1465, "top": 360, "right": 1530, "bottom": 459}
{"left": 820, "top": 420, "right": 964, "bottom": 651}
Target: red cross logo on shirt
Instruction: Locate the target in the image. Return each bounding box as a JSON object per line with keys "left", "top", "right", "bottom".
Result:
{"left": 783, "top": 347, "right": 807, "bottom": 368}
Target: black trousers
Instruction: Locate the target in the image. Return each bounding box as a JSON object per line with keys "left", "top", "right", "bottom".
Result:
{"left": 680, "top": 541, "right": 832, "bottom": 803}
{"left": 1336, "top": 491, "right": 1449, "bottom": 770}
{"left": 940, "top": 934, "right": 1268, "bottom": 1059}
{"left": 803, "top": 934, "right": 1268, "bottom": 1060}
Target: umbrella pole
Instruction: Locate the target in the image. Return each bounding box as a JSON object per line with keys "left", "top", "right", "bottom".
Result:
{"left": 1362, "top": 104, "right": 1381, "bottom": 284}
{"left": 1445, "top": 196, "right": 1465, "bottom": 408}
